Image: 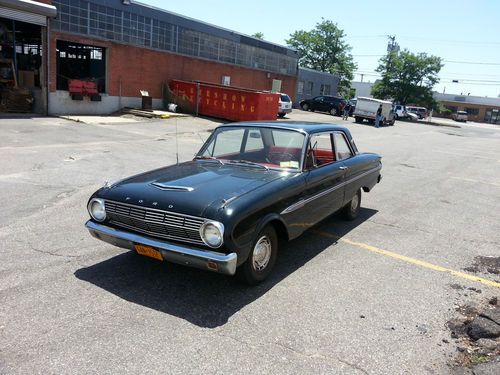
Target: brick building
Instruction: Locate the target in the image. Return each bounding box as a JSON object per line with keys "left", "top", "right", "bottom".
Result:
{"left": 433, "top": 92, "right": 500, "bottom": 124}
{"left": 0, "top": 0, "right": 299, "bottom": 115}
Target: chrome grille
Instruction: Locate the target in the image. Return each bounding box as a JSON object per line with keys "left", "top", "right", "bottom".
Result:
{"left": 104, "top": 200, "right": 206, "bottom": 245}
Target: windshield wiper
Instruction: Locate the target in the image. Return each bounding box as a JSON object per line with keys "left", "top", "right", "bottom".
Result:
{"left": 226, "top": 159, "right": 269, "bottom": 171}
{"left": 194, "top": 156, "right": 224, "bottom": 165}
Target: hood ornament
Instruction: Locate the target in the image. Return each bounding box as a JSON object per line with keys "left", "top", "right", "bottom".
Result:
{"left": 151, "top": 182, "right": 194, "bottom": 192}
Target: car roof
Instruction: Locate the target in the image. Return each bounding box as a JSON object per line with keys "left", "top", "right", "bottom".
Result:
{"left": 217, "top": 121, "right": 353, "bottom": 136}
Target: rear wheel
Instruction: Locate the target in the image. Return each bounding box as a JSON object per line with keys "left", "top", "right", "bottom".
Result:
{"left": 329, "top": 107, "right": 337, "bottom": 116}
{"left": 278, "top": 113, "right": 286, "bottom": 118}
{"left": 342, "top": 189, "right": 361, "bottom": 220}
{"left": 301, "top": 103, "right": 309, "bottom": 111}
{"left": 237, "top": 225, "right": 278, "bottom": 285}
{"left": 354, "top": 116, "right": 362, "bottom": 123}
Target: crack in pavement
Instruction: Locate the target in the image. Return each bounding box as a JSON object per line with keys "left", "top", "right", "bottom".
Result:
{"left": 214, "top": 331, "right": 369, "bottom": 374}
{"left": 368, "top": 220, "right": 433, "bottom": 234}
{"left": 27, "top": 243, "right": 81, "bottom": 258}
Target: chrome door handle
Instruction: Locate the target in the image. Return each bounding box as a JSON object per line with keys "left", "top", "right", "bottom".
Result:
{"left": 339, "top": 166, "right": 348, "bottom": 170}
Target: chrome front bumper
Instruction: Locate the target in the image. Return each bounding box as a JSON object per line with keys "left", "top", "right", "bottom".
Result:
{"left": 85, "top": 220, "right": 237, "bottom": 275}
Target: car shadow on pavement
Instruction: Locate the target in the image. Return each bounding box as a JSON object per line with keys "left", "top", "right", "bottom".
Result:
{"left": 74, "top": 208, "right": 377, "bottom": 328}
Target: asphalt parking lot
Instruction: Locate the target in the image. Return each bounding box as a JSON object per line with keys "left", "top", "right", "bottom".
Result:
{"left": 1, "top": 110, "right": 499, "bottom": 374}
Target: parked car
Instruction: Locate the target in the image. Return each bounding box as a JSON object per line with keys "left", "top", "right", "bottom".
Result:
{"left": 353, "top": 97, "right": 395, "bottom": 126}
{"left": 393, "top": 104, "right": 418, "bottom": 121}
{"left": 85, "top": 122, "right": 382, "bottom": 284}
{"left": 406, "top": 106, "right": 428, "bottom": 119}
{"left": 405, "top": 112, "right": 419, "bottom": 121}
{"left": 299, "top": 95, "right": 347, "bottom": 116}
{"left": 452, "top": 111, "right": 468, "bottom": 122}
{"left": 393, "top": 104, "right": 407, "bottom": 119}
{"left": 277, "top": 93, "right": 292, "bottom": 118}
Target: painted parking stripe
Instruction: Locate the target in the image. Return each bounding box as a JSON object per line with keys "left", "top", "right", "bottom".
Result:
{"left": 314, "top": 230, "right": 500, "bottom": 289}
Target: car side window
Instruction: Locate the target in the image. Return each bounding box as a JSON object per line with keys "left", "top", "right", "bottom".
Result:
{"left": 305, "top": 133, "right": 335, "bottom": 169}
{"left": 314, "top": 96, "right": 324, "bottom": 102}
{"left": 334, "top": 132, "right": 353, "bottom": 161}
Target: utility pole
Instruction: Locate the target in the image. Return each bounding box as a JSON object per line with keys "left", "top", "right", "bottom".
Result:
{"left": 386, "top": 35, "right": 399, "bottom": 74}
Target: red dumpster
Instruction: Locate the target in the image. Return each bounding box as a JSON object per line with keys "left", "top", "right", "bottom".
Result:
{"left": 169, "top": 80, "right": 280, "bottom": 122}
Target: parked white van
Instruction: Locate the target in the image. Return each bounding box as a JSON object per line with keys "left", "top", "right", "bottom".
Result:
{"left": 354, "top": 97, "right": 395, "bottom": 126}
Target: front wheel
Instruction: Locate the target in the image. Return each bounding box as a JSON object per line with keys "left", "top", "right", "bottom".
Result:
{"left": 301, "top": 103, "right": 309, "bottom": 111}
{"left": 278, "top": 113, "right": 286, "bottom": 118}
{"left": 342, "top": 189, "right": 362, "bottom": 220}
{"left": 237, "top": 225, "right": 278, "bottom": 285}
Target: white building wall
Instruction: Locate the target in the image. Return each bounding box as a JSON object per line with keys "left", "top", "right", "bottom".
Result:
{"left": 48, "top": 91, "right": 163, "bottom": 115}
{"left": 350, "top": 82, "right": 374, "bottom": 98}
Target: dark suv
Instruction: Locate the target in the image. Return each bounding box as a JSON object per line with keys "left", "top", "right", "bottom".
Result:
{"left": 299, "top": 95, "right": 346, "bottom": 116}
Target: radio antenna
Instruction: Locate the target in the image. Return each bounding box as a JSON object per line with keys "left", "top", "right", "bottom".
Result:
{"left": 175, "top": 115, "right": 179, "bottom": 165}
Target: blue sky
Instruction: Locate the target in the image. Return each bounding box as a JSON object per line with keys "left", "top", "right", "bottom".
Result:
{"left": 140, "top": 0, "right": 500, "bottom": 98}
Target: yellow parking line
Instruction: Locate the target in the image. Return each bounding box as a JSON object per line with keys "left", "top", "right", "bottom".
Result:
{"left": 313, "top": 230, "right": 500, "bottom": 289}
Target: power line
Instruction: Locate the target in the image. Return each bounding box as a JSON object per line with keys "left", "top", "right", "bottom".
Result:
{"left": 444, "top": 60, "right": 500, "bottom": 66}
{"left": 441, "top": 81, "right": 500, "bottom": 86}
{"left": 398, "top": 36, "right": 500, "bottom": 45}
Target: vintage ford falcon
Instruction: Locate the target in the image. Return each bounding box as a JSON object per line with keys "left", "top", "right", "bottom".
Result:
{"left": 85, "top": 122, "right": 382, "bottom": 284}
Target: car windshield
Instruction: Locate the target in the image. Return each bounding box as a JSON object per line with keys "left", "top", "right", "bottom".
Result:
{"left": 196, "top": 126, "right": 306, "bottom": 171}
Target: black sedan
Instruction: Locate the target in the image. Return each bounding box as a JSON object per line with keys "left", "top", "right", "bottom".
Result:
{"left": 85, "top": 122, "right": 382, "bottom": 284}
{"left": 299, "top": 96, "right": 347, "bottom": 116}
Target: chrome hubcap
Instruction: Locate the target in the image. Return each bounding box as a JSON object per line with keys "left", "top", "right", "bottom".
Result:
{"left": 252, "top": 235, "right": 272, "bottom": 271}
{"left": 351, "top": 194, "right": 359, "bottom": 211}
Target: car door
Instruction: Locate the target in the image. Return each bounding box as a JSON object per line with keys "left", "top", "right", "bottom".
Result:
{"left": 333, "top": 131, "right": 378, "bottom": 206}
{"left": 311, "top": 96, "right": 324, "bottom": 111}
{"left": 300, "top": 132, "right": 347, "bottom": 223}
{"left": 322, "top": 97, "right": 334, "bottom": 113}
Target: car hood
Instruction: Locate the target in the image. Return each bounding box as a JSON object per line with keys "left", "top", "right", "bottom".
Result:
{"left": 97, "top": 161, "right": 290, "bottom": 218}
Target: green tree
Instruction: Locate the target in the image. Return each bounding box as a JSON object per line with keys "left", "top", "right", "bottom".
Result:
{"left": 286, "top": 19, "right": 356, "bottom": 95}
{"left": 372, "top": 50, "right": 443, "bottom": 108}
{"left": 251, "top": 32, "right": 264, "bottom": 40}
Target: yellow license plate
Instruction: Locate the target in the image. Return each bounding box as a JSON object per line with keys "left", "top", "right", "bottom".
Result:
{"left": 135, "top": 244, "right": 163, "bottom": 261}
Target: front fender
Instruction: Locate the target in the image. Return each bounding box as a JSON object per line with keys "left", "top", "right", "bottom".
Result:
{"left": 230, "top": 212, "right": 289, "bottom": 267}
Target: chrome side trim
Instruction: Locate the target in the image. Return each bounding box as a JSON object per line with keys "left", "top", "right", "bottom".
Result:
{"left": 281, "top": 165, "right": 381, "bottom": 215}
{"left": 85, "top": 221, "right": 237, "bottom": 275}
{"left": 151, "top": 183, "right": 194, "bottom": 192}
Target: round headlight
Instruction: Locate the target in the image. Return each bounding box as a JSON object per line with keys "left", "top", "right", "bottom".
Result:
{"left": 200, "top": 221, "right": 224, "bottom": 248}
{"left": 88, "top": 198, "right": 106, "bottom": 222}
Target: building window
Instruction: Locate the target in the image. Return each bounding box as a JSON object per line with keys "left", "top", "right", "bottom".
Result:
{"left": 465, "top": 108, "right": 479, "bottom": 116}
{"left": 56, "top": 40, "right": 106, "bottom": 92}
{"left": 484, "top": 108, "right": 500, "bottom": 124}
{"left": 445, "top": 105, "right": 458, "bottom": 112}
{"left": 320, "top": 84, "right": 331, "bottom": 95}
{"left": 51, "top": 0, "right": 298, "bottom": 76}
{"left": 307, "top": 81, "right": 313, "bottom": 94}
{"left": 297, "top": 81, "right": 304, "bottom": 94}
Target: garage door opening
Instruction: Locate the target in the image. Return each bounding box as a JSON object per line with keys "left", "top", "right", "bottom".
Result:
{"left": 56, "top": 40, "right": 106, "bottom": 96}
{"left": 0, "top": 17, "right": 42, "bottom": 113}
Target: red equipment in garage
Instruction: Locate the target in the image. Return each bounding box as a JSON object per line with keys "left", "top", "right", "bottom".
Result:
{"left": 68, "top": 79, "right": 101, "bottom": 101}
{"left": 169, "top": 80, "right": 279, "bottom": 122}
